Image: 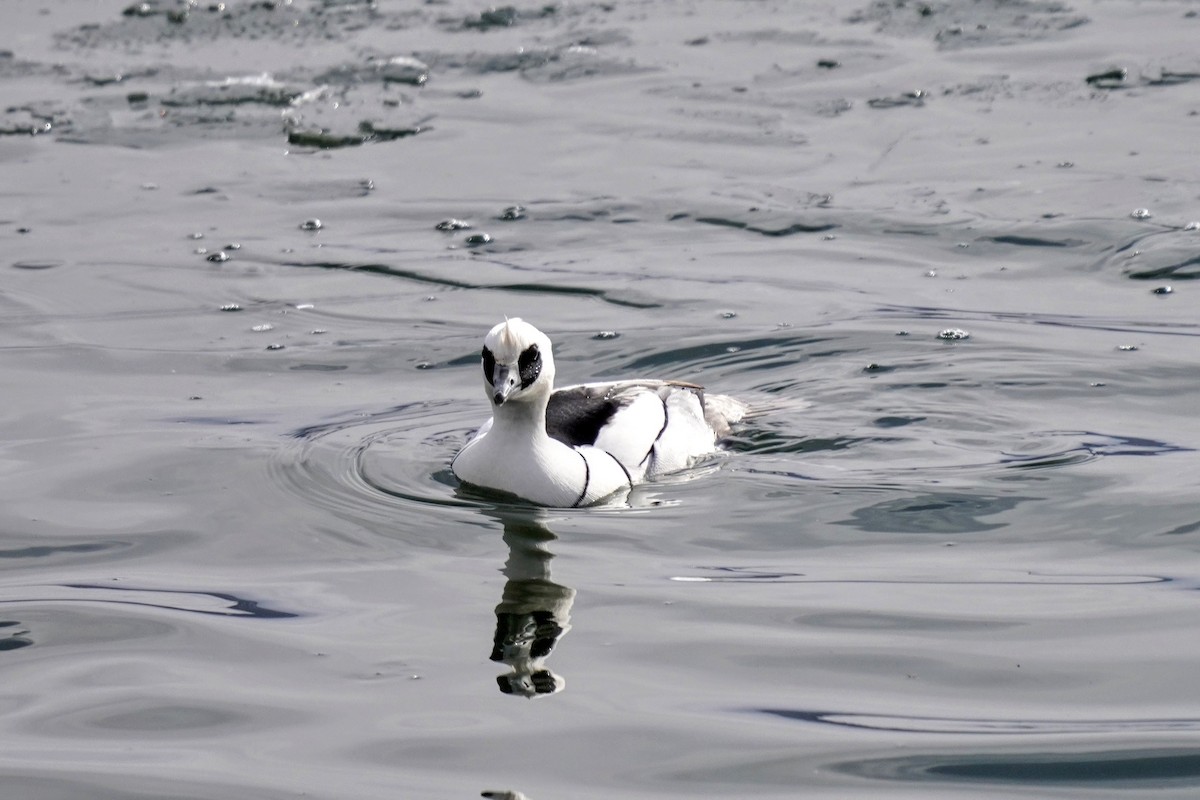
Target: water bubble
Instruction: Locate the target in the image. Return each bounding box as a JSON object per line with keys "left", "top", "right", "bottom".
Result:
{"left": 188, "top": 232, "right": 204, "bottom": 240}
{"left": 896, "top": 330, "right": 910, "bottom": 336}
{"left": 464, "top": 232, "right": 492, "bottom": 247}
{"left": 300, "top": 219, "right": 322, "bottom": 231}
{"left": 937, "top": 328, "right": 970, "bottom": 340}
{"left": 924, "top": 270, "right": 937, "bottom": 277}
{"left": 311, "top": 329, "right": 328, "bottom": 335}
{"left": 719, "top": 311, "right": 737, "bottom": 319}
{"left": 1184, "top": 221, "right": 1200, "bottom": 231}
{"left": 220, "top": 303, "right": 242, "bottom": 312}
{"left": 1056, "top": 161, "right": 1074, "bottom": 168}
{"left": 206, "top": 251, "right": 230, "bottom": 263}
{"left": 293, "top": 303, "right": 315, "bottom": 310}
{"left": 195, "top": 247, "right": 208, "bottom": 255}
{"left": 1130, "top": 208, "right": 1152, "bottom": 220}
{"left": 1116, "top": 344, "right": 1139, "bottom": 351}
{"left": 415, "top": 361, "right": 434, "bottom": 370}
{"left": 225, "top": 242, "right": 241, "bottom": 251}
{"left": 593, "top": 331, "right": 620, "bottom": 340}
{"left": 435, "top": 218, "right": 471, "bottom": 231}
{"left": 1152, "top": 285, "right": 1173, "bottom": 295}
{"left": 252, "top": 324, "right": 274, "bottom": 332}
{"left": 266, "top": 343, "right": 285, "bottom": 351}
{"left": 498, "top": 205, "right": 526, "bottom": 221}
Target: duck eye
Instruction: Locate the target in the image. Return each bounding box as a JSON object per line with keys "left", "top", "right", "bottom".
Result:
{"left": 482, "top": 346, "right": 496, "bottom": 386}
{"left": 517, "top": 344, "right": 541, "bottom": 388}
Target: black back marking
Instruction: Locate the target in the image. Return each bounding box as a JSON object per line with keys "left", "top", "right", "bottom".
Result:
{"left": 545, "top": 386, "right": 624, "bottom": 447}
{"left": 482, "top": 346, "right": 496, "bottom": 386}
{"left": 518, "top": 344, "right": 542, "bottom": 389}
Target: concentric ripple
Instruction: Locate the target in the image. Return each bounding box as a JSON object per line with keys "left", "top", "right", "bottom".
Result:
{"left": 269, "top": 400, "right": 486, "bottom": 545}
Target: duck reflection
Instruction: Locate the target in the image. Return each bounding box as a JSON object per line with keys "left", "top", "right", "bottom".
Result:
{"left": 489, "top": 511, "right": 575, "bottom": 698}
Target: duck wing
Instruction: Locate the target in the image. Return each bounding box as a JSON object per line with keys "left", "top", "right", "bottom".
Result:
{"left": 547, "top": 380, "right": 727, "bottom": 477}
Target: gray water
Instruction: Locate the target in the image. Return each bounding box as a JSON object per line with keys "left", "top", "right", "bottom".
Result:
{"left": 2, "top": 0, "right": 1200, "bottom": 797}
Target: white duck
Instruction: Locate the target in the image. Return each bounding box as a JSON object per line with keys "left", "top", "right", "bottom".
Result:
{"left": 452, "top": 318, "right": 745, "bottom": 507}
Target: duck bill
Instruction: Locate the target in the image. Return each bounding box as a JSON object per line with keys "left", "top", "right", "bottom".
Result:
{"left": 492, "top": 366, "right": 516, "bottom": 406}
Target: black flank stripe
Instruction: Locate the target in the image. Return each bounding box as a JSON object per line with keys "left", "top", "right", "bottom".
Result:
{"left": 605, "top": 450, "right": 633, "bottom": 487}
{"left": 640, "top": 395, "right": 671, "bottom": 468}
{"left": 572, "top": 449, "right": 591, "bottom": 507}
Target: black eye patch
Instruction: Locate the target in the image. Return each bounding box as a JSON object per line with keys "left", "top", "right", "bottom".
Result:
{"left": 517, "top": 344, "right": 541, "bottom": 388}
{"left": 482, "top": 346, "right": 496, "bottom": 386}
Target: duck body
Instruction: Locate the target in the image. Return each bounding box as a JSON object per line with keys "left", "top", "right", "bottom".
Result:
{"left": 452, "top": 319, "right": 745, "bottom": 507}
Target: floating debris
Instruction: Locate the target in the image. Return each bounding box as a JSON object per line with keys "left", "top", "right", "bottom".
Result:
{"left": 377, "top": 55, "right": 430, "bottom": 86}
{"left": 464, "top": 232, "right": 492, "bottom": 247}
{"left": 251, "top": 324, "right": 274, "bottom": 332}
{"left": 435, "top": 218, "right": 471, "bottom": 231}
{"left": 163, "top": 73, "right": 308, "bottom": 108}
{"left": 300, "top": 218, "right": 322, "bottom": 231}
{"left": 188, "top": 232, "right": 204, "bottom": 240}
{"left": 867, "top": 90, "right": 926, "bottom": 109}
{"left": 1185, "top": 221, "right": 1200, "bottom": 231}
{"left": 265, "top": 343, "right": 285, "bottom": 351}
{"left": 593, "top": 330, "right": 620, "bottom": 340}
{"left": 1130, "top": 208, "right": 1152, "bottom": 220}
{"left": 1085, "top": 67, "right": 1126, "bottom": 88}
{"left": 498, "top": 205, "right": 526, "bottom": 221}
{"left": 206, "top": 251, "right": 230, "bottom": 262}
{"left": 285, "top": 120, "right": 425, "bottom": 149}
{"left": 225, "top": 242, "right": 241, "bottom": 250}
{"left": 719, "top": 311, "right": 737, "bottom": 319}
{"left": 817, "top": 59, "right": 841, "bottom": 69}
{"left": 293, "top": 303, "right": 315, "bottom": 310}
{"left": 937, "top": 328, "right": 970, "bottom": 340}
{"left": 1116, "top": 345, "right": 1139, "bottom": 351}
{"left": 1152, "top": 285, "right": 1173, "bottom": 295}
{"left": 219, "top": 303, "right": 242, "bottom": 312}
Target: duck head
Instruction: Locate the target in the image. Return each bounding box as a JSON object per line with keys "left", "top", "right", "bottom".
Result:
{"left": 480, "top": 318, "right": 556, "bottom": 407}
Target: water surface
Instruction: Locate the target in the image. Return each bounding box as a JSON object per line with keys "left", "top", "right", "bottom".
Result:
{"left": 2, "top": 0, "right": 1199, "bottom": 797}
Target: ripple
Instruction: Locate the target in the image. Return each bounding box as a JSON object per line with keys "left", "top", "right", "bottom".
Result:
{"left": 836, "top": 747, "right": 1200, "bottom": 787}
{"left": 756, "top": 708, "right": 1200, "bottom": 735}
{"left": 269, "top": 401, "right": 488, "bottom": 546}
{"left": 0, "top": 584, "right": 296, "bottom": 619}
